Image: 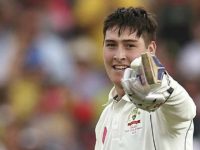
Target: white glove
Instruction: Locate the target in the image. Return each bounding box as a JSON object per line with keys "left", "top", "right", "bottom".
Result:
{"left": 121, "top": 52, "right": 174, "bottom": 112}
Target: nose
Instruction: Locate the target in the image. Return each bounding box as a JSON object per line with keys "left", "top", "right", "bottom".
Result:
{"left": 113, "top": 48, "right": 126, "bottom": 61}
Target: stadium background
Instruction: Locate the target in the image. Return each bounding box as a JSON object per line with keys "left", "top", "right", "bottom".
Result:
{"left": 0, "top": 0, "right": 200, "bottom": 149}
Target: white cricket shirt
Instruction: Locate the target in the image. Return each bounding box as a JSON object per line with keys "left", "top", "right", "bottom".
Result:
{"left": 95, "top": 78, "right": 196, "bottom": 150}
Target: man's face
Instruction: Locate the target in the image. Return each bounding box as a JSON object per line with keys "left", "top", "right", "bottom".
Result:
{"left": 103, "top": 27, "right": 156, "bottom": 87}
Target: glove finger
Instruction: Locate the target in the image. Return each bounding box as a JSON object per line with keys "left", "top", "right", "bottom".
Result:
{"left": 151, "top": 55, "right": 165, "bottom": 81}
{"left": 123, "top": 68, "right": 135, "bottom": 80}
{"left": 136, "top": 69, "right": 148, "bottom": 86}
{"left": 129, "top": 76, "right": 151, "bottom": 94}
{"left": 121, "top": 68, "right": 134, "bottom": 94}
{"left": 121, "top": 79, "right": 133, "bottom": 95}
{"left": 149, "top": 74, "right": 170, "bottom": 94}
{"left": 130, "top": 56, "right": 147, "bottom": 85}
{"left": 145, "top": 93, "right": 165, "bottom": 102}
{"left": 130, "top": 56, "right": 142, "bottom": 70}
{"left": 126, "top": 78, "right": 146, "bottom": 99}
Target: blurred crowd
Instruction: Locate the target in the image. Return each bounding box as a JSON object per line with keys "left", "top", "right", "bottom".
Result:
{"left": 0, "top": 0, "right": 200, "bottom": 150}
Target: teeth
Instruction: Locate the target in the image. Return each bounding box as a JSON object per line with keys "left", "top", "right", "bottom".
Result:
{"left": 114, "top": 65, "right": 128, "bottom": 70}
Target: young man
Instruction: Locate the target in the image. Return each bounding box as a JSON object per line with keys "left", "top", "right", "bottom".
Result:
{"left": 95, "top": 7, "right": 196, "bottom": 150}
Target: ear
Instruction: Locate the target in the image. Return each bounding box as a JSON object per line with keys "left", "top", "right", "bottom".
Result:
{"left": 147, "top": 41, "right": 156, "bottom": 54}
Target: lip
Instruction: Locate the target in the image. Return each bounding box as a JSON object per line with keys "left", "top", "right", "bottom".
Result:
{"left": 112, "top": 64, "right": 130, "bottom": 71}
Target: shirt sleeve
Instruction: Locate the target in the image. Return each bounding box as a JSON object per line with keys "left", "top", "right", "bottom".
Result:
{"left": 160, "top": 76, "right": 196, "bottom": 122}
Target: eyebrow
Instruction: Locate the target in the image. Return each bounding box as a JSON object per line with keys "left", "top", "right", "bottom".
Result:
{"left": 104, "top": 39, "right": 138, "bottom": 43}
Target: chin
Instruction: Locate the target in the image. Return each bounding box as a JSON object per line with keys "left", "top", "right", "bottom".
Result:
{"left": 109, "top": 72, "right": 124, "bottom": 85}
{"left": 112, "top": 79, "right": 123, "bottom": 87}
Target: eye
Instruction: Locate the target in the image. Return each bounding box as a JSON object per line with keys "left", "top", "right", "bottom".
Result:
{"left": 126, "top": 44, "right": 135, "bottom": 49}
{"left": 105, "top": 43, "right": 116, "bottom": 48}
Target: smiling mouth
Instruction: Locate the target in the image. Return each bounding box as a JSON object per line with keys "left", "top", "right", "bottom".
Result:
{"left": 112, "top": 65, "right": 130, "bottom": 71}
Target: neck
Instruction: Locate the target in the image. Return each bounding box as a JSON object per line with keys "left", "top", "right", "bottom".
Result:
{"left": 114, "top": 85, "right": 125, "bottom": 99}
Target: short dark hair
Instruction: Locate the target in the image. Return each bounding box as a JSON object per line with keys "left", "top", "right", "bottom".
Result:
{"left": 103, "top": 7, "right": 158, "bottom": 45}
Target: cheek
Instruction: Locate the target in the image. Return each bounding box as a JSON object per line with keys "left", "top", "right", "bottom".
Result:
{"left": 128, "top": 50, "right": 145, "bottom": 61}
{"left": 127, "top": 52, "right": 140, "bottom": 62}
{"left": 103, "top": 50, "right": 113, "bottom": 64}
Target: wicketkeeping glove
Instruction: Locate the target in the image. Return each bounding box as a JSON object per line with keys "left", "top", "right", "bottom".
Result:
{"left": 121, "top": 52, "right": 174, "bottom": 112}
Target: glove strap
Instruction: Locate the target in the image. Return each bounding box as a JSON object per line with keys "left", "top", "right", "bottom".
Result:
{"left": 163, "top": 87, "right": 174, "bottom": 102}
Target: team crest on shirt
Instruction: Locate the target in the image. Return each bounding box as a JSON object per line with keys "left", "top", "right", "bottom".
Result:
{"left": 125, "top": 107, "right": 142, "bottom": 135}
{"left": 127, "top": 107, "right": 141, "bottom": 126}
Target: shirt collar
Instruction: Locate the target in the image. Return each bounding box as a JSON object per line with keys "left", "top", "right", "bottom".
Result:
{"left": 108, "top": 86, "right": 131, "bottom": 103}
